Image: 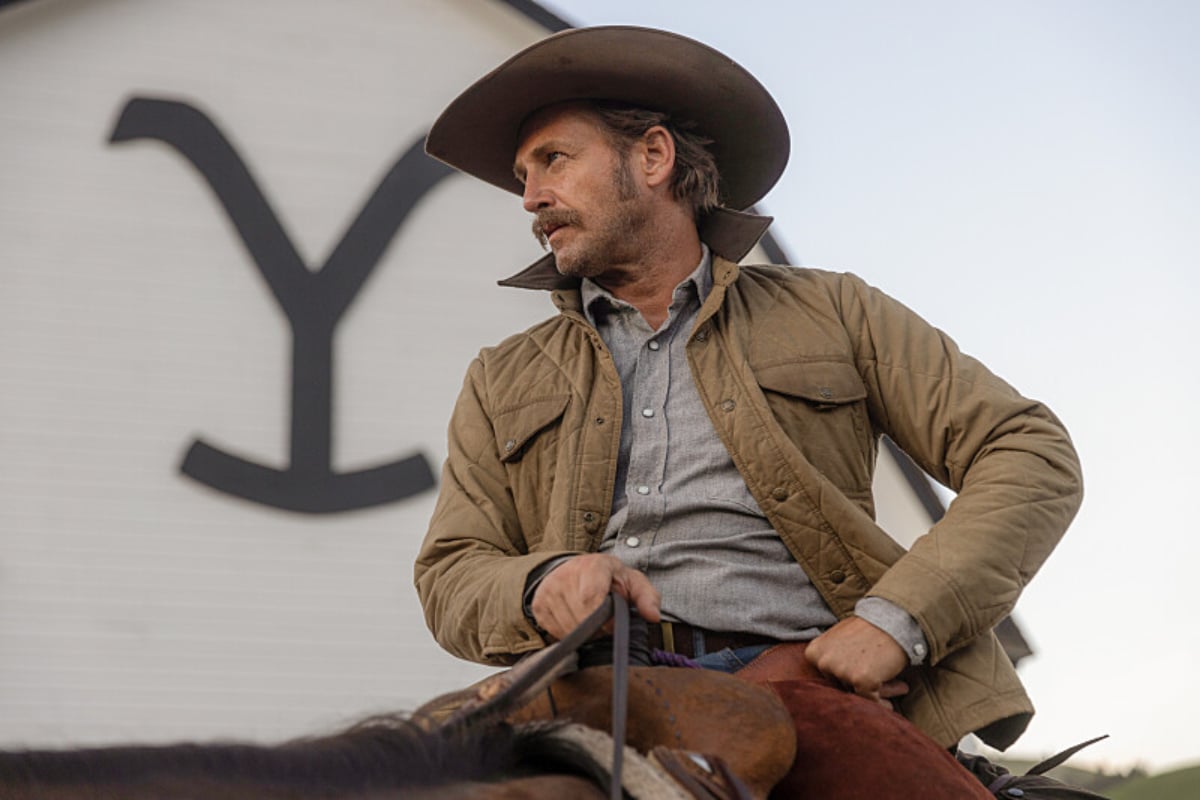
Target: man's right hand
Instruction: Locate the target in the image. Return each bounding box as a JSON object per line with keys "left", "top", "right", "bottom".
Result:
{"left": 529, "top": 553, "right": 661, "bottom": 641}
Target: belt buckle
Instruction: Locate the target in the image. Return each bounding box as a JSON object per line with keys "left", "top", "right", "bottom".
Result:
{"left": 660, "top": 621, "right": 677, "bottom": 654}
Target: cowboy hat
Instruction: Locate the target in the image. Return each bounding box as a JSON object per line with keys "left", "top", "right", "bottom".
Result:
{"left": 425, "top": 26, "right": 789, "bottom": 212}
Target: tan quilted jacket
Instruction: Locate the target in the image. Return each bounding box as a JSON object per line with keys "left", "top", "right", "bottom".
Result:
{"left": 414, "top": 256, "right": 1082, "bottom": 749}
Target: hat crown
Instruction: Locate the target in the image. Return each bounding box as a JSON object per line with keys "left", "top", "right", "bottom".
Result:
{"left": 425, "top": 25, "right": 789, "bottom": 212}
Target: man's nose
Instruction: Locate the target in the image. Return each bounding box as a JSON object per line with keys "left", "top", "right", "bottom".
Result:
{"left": 522, "top": 177, "right": 553, "bottom": 213}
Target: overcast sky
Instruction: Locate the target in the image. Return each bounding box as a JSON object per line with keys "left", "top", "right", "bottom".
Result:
{"left": 543, "top": 0, "right": 1200, "bottom": 773}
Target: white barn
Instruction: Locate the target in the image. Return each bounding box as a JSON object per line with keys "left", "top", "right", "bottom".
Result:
{"left": 0, "top": 0, "right": 1007, "bottom": 749}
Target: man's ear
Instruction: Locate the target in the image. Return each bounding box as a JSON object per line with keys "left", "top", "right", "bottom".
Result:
{"left": 639, "top": 125, "right": 676, "bottom": 190}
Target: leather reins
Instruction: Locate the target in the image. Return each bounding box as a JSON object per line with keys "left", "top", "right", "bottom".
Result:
{"left": 442, "top": 592, "right": 632, "bottom": 800}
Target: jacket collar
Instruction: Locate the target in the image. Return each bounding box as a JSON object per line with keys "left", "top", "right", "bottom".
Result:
{"left": 497, "top": 206, "right": 773, "bottom": 291}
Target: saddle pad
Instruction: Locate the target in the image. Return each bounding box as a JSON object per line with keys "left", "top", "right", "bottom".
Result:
{"left": 765, "top": 679, "right": 993, "bottom": 800}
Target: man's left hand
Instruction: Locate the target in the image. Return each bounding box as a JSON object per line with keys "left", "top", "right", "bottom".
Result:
{"left": 805, "top": 616, "right": 910, "bottom": 709}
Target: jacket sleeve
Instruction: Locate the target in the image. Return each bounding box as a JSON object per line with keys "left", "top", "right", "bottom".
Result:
{"left": 413, "top": 356, "right": 576, "bottom": 665}
{"left": 840, "top": 273, "right": 1083, "bottom": 665}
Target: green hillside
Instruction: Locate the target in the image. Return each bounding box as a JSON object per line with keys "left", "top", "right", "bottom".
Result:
{"left": 985, "top": 756, "right": 1200, "bottom": 797}
{"left": 1108, "top": 764, "right": 1200, "bottom": 800}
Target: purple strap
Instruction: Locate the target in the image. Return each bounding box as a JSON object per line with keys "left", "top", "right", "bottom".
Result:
{"left": 651, "top": 648, "right": 702, "bottom": 668}
{"left": 986, "top": 773, "right": 1016, "bottom": 795}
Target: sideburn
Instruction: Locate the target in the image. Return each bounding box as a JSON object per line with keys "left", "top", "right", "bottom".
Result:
{"left": 613, "top": 153, "right": 638, "bottom": 202}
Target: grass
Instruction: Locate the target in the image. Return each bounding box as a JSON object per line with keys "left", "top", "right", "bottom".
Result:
{"left": 1107, "top": 764, "right": 1200, "bottom": 800}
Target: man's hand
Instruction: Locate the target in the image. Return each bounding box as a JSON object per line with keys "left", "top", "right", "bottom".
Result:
{"left": 529, "top": 553, "right": 661, "bottom": 640}
{"left": 805, "top": 616, "right": 910, "bottom": 708}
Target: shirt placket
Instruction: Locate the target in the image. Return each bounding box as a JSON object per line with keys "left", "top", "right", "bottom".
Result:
{"left": 615, "top": 288, "right": 693, "bottom": 573}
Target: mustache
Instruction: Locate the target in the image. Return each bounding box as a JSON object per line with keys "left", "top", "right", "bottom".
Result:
{"left": 532, "top": 209, "right": 582, "bottom": 249}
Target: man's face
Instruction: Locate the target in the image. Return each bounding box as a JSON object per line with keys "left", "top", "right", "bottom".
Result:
{"left": 513, "top": 104, "right": 646, "bottom": 279}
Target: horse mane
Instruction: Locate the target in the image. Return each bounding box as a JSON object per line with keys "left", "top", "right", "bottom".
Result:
{"left": 0, "top": 713, "right": 609, "bottom": 795}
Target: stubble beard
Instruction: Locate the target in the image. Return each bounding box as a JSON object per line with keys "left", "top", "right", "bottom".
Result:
{"left": 531, "top": 157, "right": 645, "bottom": 280}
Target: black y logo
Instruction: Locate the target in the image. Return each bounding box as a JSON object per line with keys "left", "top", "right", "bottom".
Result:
{"left": 109, "top": 97, "right": 451, "bottom": 513}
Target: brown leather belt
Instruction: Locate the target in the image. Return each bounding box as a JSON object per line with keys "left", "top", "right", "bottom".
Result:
{"left": 649, "top": 620, "right": 777, "bottom": 659}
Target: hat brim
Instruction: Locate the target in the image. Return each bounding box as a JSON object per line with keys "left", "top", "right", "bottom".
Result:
{"left": 425, "top": 26, "right": 789, "bottom": 212}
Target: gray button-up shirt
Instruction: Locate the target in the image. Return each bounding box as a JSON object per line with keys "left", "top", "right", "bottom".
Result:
{"left": 584, "top": 248, "right": 839, "bottom": 639}
{"left": 541, "top": 248, "right": 926, "bottom": 660}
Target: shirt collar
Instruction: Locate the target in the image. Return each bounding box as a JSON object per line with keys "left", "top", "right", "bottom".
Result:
{"left": 581, "top": 244, "right": 712, "bottom": 327}
{"left": 498, "top": 206, "right": 773, "bottom": 291}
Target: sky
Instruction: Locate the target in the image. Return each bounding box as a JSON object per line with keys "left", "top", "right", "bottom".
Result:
{"left": 542, "top": 0, "right": 1200, "bottom": 774}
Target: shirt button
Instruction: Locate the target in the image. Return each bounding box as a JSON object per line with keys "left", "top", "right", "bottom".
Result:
{"left": 913, "top": 642, "right": 928, "bottom": 659}
{"left": 636, "top": 485, "right": 651, "bottom": 495}
{"left": 648, "top": 340, "right": 661, "bottom": 351}
{"left": 641, "top": 408, "right": 655, "bottom": 418}
{"left": 772, "top": 486, "right": 789, "bottom": 501}
{"left": 503, "top": 439, "right": 516, "bottom": 453}
{"left": 721, "top": 399, "right": 735, "bottom": 412}
{"left": 829, "top": 569, "right": 847, "bottom": 584}
{"left": 626, "top": 536, "right": 641, "bottom": 548}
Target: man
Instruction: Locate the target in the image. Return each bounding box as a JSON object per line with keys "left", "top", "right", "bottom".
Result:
{"left": 415, "top": 24, "right": 1082, "bottom": 771}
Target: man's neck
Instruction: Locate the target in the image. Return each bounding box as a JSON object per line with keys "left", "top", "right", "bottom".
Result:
{"left": 591, "top": 221, "right": 703, "bottom": 330}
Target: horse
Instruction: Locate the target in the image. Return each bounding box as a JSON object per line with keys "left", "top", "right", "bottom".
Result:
{"left": 0, "top": 590, "right": 1099, "bottom": 800}
{"left": 0, "top": 596, "right": 771, "bottom": 800}
{"left": 0, "top": 713, "right": 612, "bottom": 799}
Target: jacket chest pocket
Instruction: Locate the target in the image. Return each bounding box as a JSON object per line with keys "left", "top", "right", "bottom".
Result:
{"left": 751, "top": 359, "right": 874, "bottom": 495}
{"left": 494, "top": 395, "right": 570, "bottom": 463}
{"left": 492, "top": 395, "right": 571, "bottom": 547}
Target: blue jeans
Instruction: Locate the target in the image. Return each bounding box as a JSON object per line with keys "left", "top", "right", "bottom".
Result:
{"left": 691, "top": 643, "right": 774, "bottom": 673}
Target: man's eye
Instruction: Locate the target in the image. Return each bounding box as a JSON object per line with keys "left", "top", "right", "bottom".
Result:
{"left": 546, "top": 151, "right": 565, "bottom": 165}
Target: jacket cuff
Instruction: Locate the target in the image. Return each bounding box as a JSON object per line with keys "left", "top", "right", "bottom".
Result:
{"left": 521, "top": 555, "right": 575, "bottom": 620}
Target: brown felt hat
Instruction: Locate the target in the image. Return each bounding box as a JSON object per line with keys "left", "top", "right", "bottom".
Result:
{"left": 425, "top": 26, "right": 789, "bottom": 211}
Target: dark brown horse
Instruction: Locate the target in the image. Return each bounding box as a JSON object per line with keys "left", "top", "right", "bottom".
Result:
{"left": 0, "top": 599, "right": 632, "bottom": 800}
{"left": 0, "top": 598, "right": 783, "bottom": 799}
{"left": 0, "top": 714, "right": 611, "bottom": 799}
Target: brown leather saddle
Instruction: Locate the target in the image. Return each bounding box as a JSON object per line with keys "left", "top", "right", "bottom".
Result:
{"left": 416, "top": 596, "right": 796, "bottom": 799}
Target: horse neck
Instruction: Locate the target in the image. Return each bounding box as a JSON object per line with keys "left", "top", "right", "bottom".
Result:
{"left": 0, "top": 718, "right": 609, "bottom": 799}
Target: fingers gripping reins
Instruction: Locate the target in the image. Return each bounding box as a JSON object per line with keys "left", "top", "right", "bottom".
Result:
{"left": 442, "top": 593, "right": 632, "bottom": 799}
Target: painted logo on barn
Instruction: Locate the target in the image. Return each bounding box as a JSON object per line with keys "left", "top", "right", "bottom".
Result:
{"left": 109, "top": 97, "right": 448, "bottom": 513}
